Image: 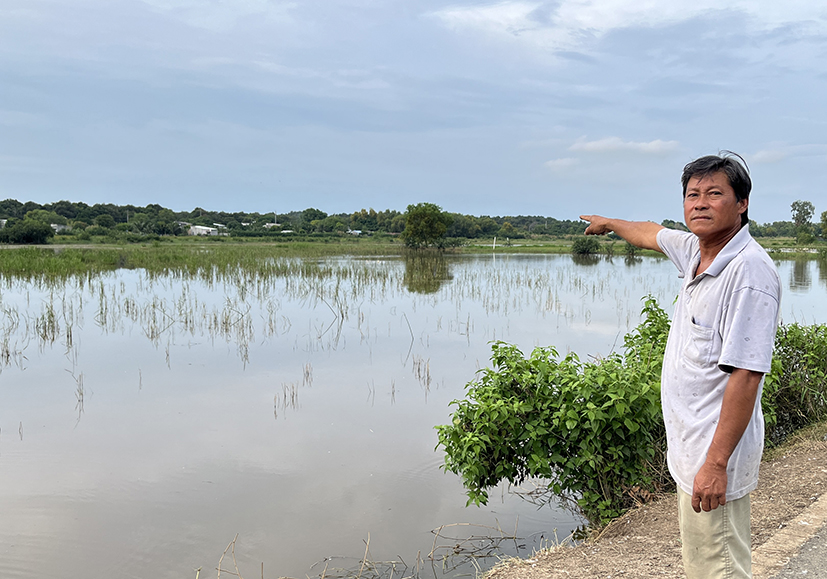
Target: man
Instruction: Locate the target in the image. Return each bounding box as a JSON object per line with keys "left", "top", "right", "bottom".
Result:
{"left": 581, "top": 153, "right": 781, "bottom": 578}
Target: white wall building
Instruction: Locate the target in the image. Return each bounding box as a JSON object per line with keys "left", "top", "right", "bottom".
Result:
{"left": 188, "top": 225, "right": 219, "bottom": 236}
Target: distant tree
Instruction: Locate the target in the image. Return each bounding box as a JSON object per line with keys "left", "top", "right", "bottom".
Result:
{"left": 0, "top": 199, "right": 24, "bottom": 219}
{"left": 95, "top": 214, "right": 116, "bottom": 228}
{"left": 476, "top": 216, "right": 500, "bottom": 236}
{"left": 661, "top": 219, "right": 689, "bottom": 232}
{"left": 498, "top": 221, "right": 517, "bottom": 238}
{"left": 401, "top": 203, "right": 453, "bottom": 249}
{"left": 300, "top": 208, "right": 327, "bottom": 232}
{"left": 25, "top": 209, "right": 67, "bottom": 226}
{"left": 796, "top": 230, "right": 816, "bottom": 245}
{"left": 447, "top": 214, "right": 481, "bottom": 238}
{"left": 22, "top": 201, "right": 42, "bottom": 215}
{"left": 351, "top": 208, "right": 379, "bottom": 232}
{"left": 791, "top": 200, "right": 815, "bottom": 228}
{"left": 129, "top": 212, "right": 153, "bottom": 233}
{"left": 47, "top": 200, "right": 78, "bottom": 219}
{"left": 389, "top": 214, "right": 406, "bottom": 233}
{"left": 766, "top": 221, "right": 796, "bottom": 237}
{"left": 375, "top": 209, "right": 402, "bottom": 232}
{"left": 821, "top": 211, "right": 827, "bottom": 237}
{"left": 0, "top": 220, "right": 54, "bottom": 244}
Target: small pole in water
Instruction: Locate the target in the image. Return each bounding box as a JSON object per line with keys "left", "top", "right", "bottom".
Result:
{"left": 493, "top": 236, "right": 497, "bottom": 250}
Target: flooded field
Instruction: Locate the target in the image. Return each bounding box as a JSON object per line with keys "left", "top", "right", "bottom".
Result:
{"left": 0, "top": 252, "right": 825, "bottom": 579}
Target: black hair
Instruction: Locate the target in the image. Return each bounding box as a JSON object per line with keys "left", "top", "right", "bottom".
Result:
{"left": 681, "top": 151, "right": 751, "bottom": 226}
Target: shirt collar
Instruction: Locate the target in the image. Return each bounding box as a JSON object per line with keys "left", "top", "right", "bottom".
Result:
{"left": 697, "top": 224, "right": 752, "bottom": 278}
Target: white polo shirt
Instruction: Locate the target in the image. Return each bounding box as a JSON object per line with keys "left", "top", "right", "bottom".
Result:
{"left": 656, "top": 225, "right": 781, "bottom": 500}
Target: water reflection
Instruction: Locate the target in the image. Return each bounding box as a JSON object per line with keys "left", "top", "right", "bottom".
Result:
{"left": 624, "top": 255, "right": 644, "bottom": 267}
{"left": 790, "top": 257, "right": 812, "bottom": 292}
{"left": 403, "top": 251, "right": 453, "bottom": 294}
{"left": 570, "top": 254, "right": 600, "bottom": 267}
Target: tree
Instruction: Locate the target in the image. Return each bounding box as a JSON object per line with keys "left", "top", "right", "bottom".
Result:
{"left": 401, "top": 203, "right": 453, "bottom": 249}
{"left": 351, "top": 208, "right": 379, "bottom": 231}
{"left": 446, "top": 214, "right": 481, "bottom": 238}
{"left": 498, "top": 221, "right": 517, "bottom": 238}
{"left": 791, "top": 200, "right": 815, "bottom": 228}
{"left": 821, "top": 211, "right": 827, "bottom": 237}
{"left": 302, "top": 207, "right": 327, "bottom": 232}
{"left": 25, "top": 209, "right": 67, "bottom": 226}
{"left": 0, "top": 220, "right": 55, "bottom": 244}
{"left": 95, "top": 214, "right": 116, "bottom": 228}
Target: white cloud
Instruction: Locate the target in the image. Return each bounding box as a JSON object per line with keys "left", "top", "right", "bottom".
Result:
{"left": 569, "top": 137, "right": 679, "bottom": 154}
{"left": 751, "top": 149, "right": 788, "bottom": 164}
{"left": 428, "top": 1, "right": 826, "bottom": 52}
{"left": 544, "top": 157, "right": 578, "bottom": 170}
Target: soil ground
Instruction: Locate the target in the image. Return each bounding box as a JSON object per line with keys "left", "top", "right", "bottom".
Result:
{"left": 486, "top": 424, "right": 827, "bottom": 579}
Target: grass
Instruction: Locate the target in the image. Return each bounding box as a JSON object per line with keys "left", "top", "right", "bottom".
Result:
{"left": 0, "top": 233, "right": 820, "bottom": 280}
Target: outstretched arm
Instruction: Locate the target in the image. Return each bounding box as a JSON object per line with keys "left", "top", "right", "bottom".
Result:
{"left": 579, "top": 215, "right": 664, "bottom": 253}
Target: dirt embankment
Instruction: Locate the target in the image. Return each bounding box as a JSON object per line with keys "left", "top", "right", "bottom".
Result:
{"left": 487, "top": 428, "right": 827, "bottom": 579}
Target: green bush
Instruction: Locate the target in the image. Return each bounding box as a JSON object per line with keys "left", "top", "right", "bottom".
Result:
{"left": 796, "top": 231, "right": 816, "bottom": 245}
{"left": 86, "top": 225, "right": 109, "bottom": 236}
{"left": 571, "top": 236, "right": 600, "bottom": 255}
{"left": 436, "top": 298, "right": 670, "bottom": 526}
{"left": 763, "top": 323, "right": 827, "bottom": 445}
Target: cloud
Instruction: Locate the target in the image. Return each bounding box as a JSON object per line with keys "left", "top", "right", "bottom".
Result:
{"left": 569, "top": 137, "right": 679, "bottom": 154}
{"left": 751, "top": 149, "right": 788, "bottom": 164}
{"left": 544, "top": 157, "right": 578, "bottom": 170}
{"left": 428, "top": 1, "right": 826, "bottom": 52}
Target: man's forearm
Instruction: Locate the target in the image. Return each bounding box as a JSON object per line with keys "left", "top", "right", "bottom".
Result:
{"left": 705, "top": 368, "right": 764, "bottom": 468}
{"left": 579, "top": 215, "right": 664, "bottom": 252}
{"left": 691, "top": 368, "right": 764, "bottom": 512}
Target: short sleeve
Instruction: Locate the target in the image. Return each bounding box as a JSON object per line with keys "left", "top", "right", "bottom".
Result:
{"left": 718, "top": 261, "right": 780, "bottom": 374}
{"left": 656, "top": 228, "right": 697, "bottom": 278}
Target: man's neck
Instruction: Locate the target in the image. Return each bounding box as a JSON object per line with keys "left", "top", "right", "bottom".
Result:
{"left": 695, "top": 225, "right": 743, "bottom": 276}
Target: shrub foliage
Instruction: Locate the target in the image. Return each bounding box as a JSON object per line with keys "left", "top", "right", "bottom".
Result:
{"left": 571, "top": 236, "right": 600, "bottom": 255}
{"left": 436, "top": 298, "right": 670, "bottom": 525}
{"left": 763, "top": 323, "right": 827, "bottom": 445}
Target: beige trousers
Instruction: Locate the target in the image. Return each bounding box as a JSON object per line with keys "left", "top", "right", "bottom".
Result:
{"left": 677, "top": 487, "right": 752, "bottom": 579}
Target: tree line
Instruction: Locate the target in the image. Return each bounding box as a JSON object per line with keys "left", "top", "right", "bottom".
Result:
{"left": 0, "top": 198, "right": 586, "bottom": 244}
{"left": 0, "top": 197, "right": 824, "bottom": 246}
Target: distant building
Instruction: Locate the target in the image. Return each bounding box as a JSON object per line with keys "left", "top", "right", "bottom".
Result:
{"left": 0, "top": 219, "right": 7, "bottom": 229}
{"left": 348, "top": 229, "right": 362, "bottom": 236}
{"left": 263, "top": 223, "right": 281, "bottom": 229}
{"left": 188, "top": 225, "right": 218, "bottom": 236}
{"left": 50, "top": 223, "right": 69, "bottom": 233}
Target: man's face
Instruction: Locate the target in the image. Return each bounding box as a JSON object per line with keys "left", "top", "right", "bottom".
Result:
{"left": 683, "top": 171, "right": 747, "bottom": 241}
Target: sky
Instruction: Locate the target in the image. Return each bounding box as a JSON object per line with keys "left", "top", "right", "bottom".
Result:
{"left": 1, "top": 0, "right": 826, "bottom": 223}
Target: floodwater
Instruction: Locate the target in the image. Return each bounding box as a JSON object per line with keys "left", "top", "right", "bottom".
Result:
{"left": 0, "top": 253, "right": 825, "bottom": 579}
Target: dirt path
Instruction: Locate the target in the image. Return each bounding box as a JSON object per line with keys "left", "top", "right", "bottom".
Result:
{"left": 487, "top": 430, "right": 827, "bottom": 579}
